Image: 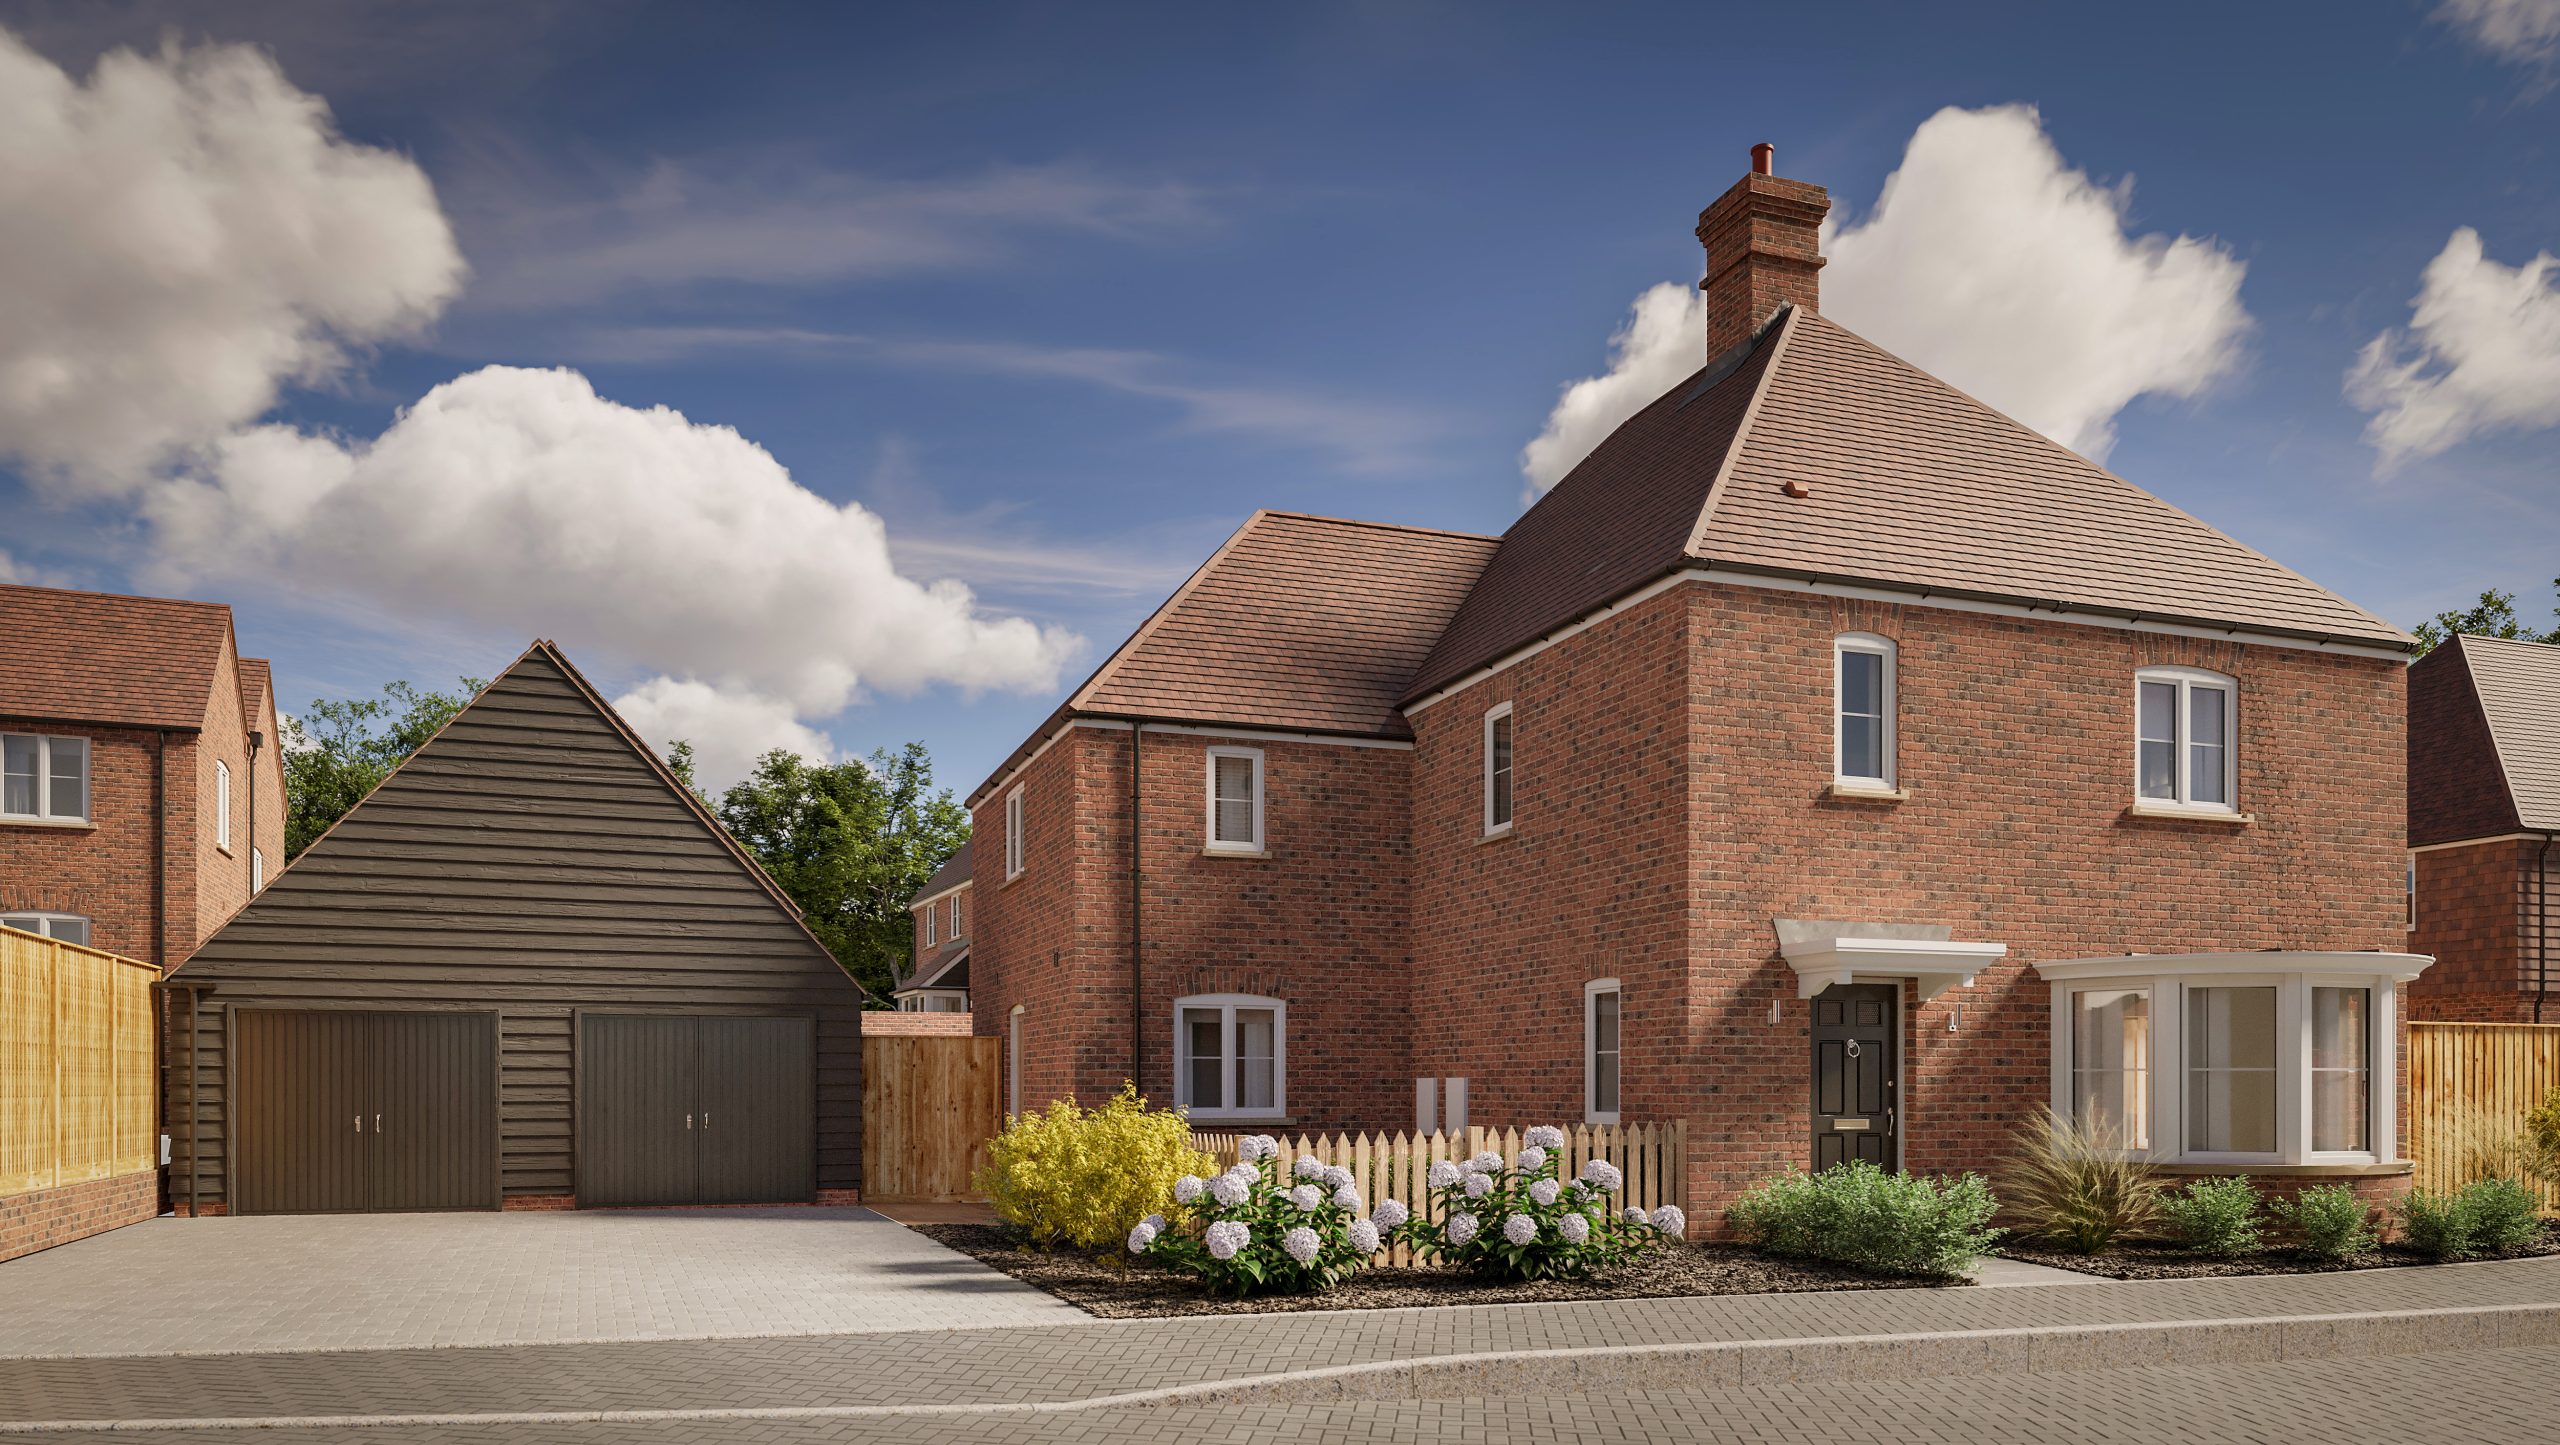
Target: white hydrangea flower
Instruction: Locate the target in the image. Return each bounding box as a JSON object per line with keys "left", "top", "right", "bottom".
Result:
{"left": 1209, "top": 1172, "right": 1250, "bottom": 1207}
{"left": 1372, "top": 1198, "right": 1410, "bottom": 1230}
{"left": 1517, "top": 1146, "right": 1548, "bottom": 1172}
{"left": 1463, "top": 1171, "right": 1494, "bottom": 1199}
{"left": 1205, "top": 1220, "right": 1250, "bottom": 1260}
{"left": 1625, "top": 1207, "right": 1649, "bottom": 1226}
{"left": 1126, "top": 1220, "right": 1159, "bottom": 1253}
{"left": 1142, "top": 1213, "right": 1166, "bottom": 1233}
{"left": 1529, "top": 1178, "right": 1562, "bottom": 1207}
{"left": 1347, "top": 1218, "right": 1381, "bottom": 1254}
{"left": 1470, "top": 1151, "right": 1504, "bottom": 1172}
{"left": 1503, "top": 1212, "right": 1538, "bottom": 1246}
{"left": 1239, "top": 1135, "right": 1279, "bottom": 1161}
{"left": 1524, "top": 1125, "right": 1565, "bottom": 1150}
{"left": 1428, "top": 1160, "right": 1462, "bottom": 1190}
{"left": 1445, "top": 1211, "right": 1479, "bottom": 1246}
{"left": 1558, "top": 1211, "right": 1591, "bottom": 1244}
{"left": 1282, "top": 1226, "right": 1321, "bottom": 1264}
{"left": 1321, "top": 1165, "right": 1354, "bottom": 1190}
{"left": 1172, "top": 1175, "right": 1205, "bottom": 1204}
{"left": 1651, "top": 1205, "right": 1687, "bottom": 1237}
{"left": 1294, "top": 1155, "right": 1326, "bottom": 1180}
{"left": 1290, "top": 1183, "right": 1322, "bottom": 1211}
{"left": 1581, "top": 1159, "right": 1624, "bottom": 1191}
{"left": 1332, "top": 1185, "right": 1361, "bottom": 1211}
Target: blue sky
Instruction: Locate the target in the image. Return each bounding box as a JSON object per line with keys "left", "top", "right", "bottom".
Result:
{"left": 2, "top": 0, "right": 2556, "bottom": 798}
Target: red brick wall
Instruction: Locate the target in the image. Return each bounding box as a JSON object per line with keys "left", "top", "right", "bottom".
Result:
{"left": 864, "top": 1010, "right": 976, "bottom": 1036}
{"left": 2411, "top": 836, "right": 2555, "bottom": 1022}
{"left": 0, "top": 726, "right": 172, "bottom": 963}
{"left": 972, "top": 729, "right": 1111, "bottom": 1114}
{"left": 2408, "top": 643, "right": 2521, "bottom": 847}
{"left": 0, "top": 1170, "right": 159, "bottom": 1263}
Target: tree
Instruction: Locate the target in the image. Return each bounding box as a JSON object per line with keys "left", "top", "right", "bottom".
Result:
{"left": 2412, "top": 579, "right": 2560, "bottom": 655}
{"left": 281, "top": 678, "right": 484, "bottom": 857}
{"left": 686, "top": 742, "right": 969, "bottom": 1001}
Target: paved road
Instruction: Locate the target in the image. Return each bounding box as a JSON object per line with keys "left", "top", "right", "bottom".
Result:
{"left": 24, "top": 1346, "right": 2555, "bottom": 1443}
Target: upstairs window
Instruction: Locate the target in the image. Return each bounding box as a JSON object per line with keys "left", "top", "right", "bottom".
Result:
{"left": 1483, "top": 702, "right": 1514, "bottom": 836}
{"left": 1004, "top": 787, "right": 1026, "bottom": 879}
{"left": 2135, "top": 668, "right": 2235, "bottom": 810}
{"left": 1206, "top": 747, "right": 1264, "bottom": 853}
{"left": 1833, "top": 634, "right": 1896, "bottom": 787}
{"left": 2, "top": 912, "right": 90, "bottom": 946}
{"left": 1175, "top": 994, "right": 1285, "bottom": 1121}
{"left": 950, "top": 891, "right": 963, "bottom": 938}
{"left": 216, "top": 759, "right": 232, "bottom": 851}
{"left": 924, "top": 903, "right": 936, "bottom": 947}
{"left": 3, "top": 734, "right": 88, "bottom": 822}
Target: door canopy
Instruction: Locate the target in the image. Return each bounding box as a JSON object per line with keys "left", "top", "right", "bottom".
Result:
{"left": 1776, "top": 919, "right": 2008, "bottom": 1003}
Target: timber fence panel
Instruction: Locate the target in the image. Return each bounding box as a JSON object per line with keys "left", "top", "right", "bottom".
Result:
{"left": 861, "top": 1034, "right": 1003, "bottom": 1202}
{"left": 2407, "top": 1021, "right": 2560, "bottom": 1211}
{"left": 0, "top": 927, "right": 160, "bottom": 1199}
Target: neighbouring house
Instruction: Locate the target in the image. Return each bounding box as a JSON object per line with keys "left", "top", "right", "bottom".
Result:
{"left": 898, "top": 841, "right": 973, "bottom": 1014}
{"left": 0, "top": 583, "right": 285, "bottom": 967}
{"left": 965, "top": 146, "right": 2427, "bottom": 1219}
{"left": 162, "top": 642, "right": 865, "bottom": 1215}
{"left": 2407, "top": 634, "right": 2558, "bottom": 1023}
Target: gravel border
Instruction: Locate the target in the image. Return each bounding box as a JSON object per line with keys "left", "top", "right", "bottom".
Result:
{"left": 1999, "top": 1221, "right": 2560, "bottom": 1280}
{"left": 915, "top": 1223, "right": 1963, "bottom": 1317}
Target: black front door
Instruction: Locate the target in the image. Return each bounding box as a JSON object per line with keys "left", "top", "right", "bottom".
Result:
{"left": 1811, "top": 983, "right": 1897, "bottom": 1169}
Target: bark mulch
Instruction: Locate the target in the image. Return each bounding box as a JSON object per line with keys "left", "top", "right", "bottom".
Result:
{"left": 914, "top": 1222, "right": 1961, "bottom": 1318}
{"left": 1999, "top": 1221, "right": 2560, "bottom": 1280}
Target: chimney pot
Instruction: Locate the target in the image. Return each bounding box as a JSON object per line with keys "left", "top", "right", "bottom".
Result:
{"left": 1751, "top": 142, "right": 1774, "bottom": 176}
{"left": 1696, "top": 144, "right": 1830, "bottom": 357}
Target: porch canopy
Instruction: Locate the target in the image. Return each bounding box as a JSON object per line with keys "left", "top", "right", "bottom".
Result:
{"left": 1776, "top": 920, "right": 2008, "bottom": 1003}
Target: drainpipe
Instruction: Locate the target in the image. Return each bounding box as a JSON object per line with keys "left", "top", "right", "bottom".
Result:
{"left": 1130, "top": 723, "right": 1145, "bottom": 1093}
{"left": 152, "top": 730, "right": 167, "bottom": 970}
{"left": 246, "top": 729, "right": 262, "bottom": 889}
{"left": 2537, "top": 832, "right": 2554, "bottom": 1025}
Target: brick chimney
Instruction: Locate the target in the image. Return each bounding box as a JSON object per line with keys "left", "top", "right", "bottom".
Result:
{"left": 1695, "top": 142, "right": 1830, "bottom": 357}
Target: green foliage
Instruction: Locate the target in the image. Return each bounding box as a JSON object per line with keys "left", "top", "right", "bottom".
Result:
{"left": 2158, "top": 1176, "right": 2265, "bottom": 1256}
{"left": 2395, "top": 1177, "right": 2543, "bottom": 1261}
{"left": 1386, "top": 1134, "right": 1673, "bottom": 1282}
{"left": 697, "top": 742, "right": 969, "bottom": 999}
{"left": 281, "top": 677, "right": 483, "bottom": 857}
{"left": 2411, "top": 580, "right": 2560, "bottom": 654}
{"left": 975, "top": 1085, "right": 1212, "bottom": 1252}
{"left": 1727, "top": 1161, "right": 2002, "bottom": 1278}
{"left": 2524, "top": 1087, "right": 2560, "bottom": 1190}
{"left": 2268, "top": 1185, "right": 2377, "bottom": 1260}
{"left": 1147, "top": 1143, "right": 1383, "bottom": 1296}
{"left": 1993, "top": 1108, "right": 2162, "bottom": 1254}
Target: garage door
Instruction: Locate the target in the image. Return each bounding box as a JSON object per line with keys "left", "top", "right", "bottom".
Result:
{"left": 578, "top": 1014, "right": 815, "bottom": 1207}
{"left": 232, "top": 1011, "right": 499, "bottom": 1214}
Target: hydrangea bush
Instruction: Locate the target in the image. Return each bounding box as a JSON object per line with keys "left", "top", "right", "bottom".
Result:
{"left": 1136, "top": 1136, "right": 1391, "bottom": 1296}
{"left": 1386, "top": 1126, "right": 1678, "bottom": 1281}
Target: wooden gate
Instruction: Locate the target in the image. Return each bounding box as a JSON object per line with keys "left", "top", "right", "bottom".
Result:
{"left": 2407, "top": 1020, "right": 2560, "bottom": 1211}
{"left": 861, "top": 1034, "right": 1001, "bottom": 1202}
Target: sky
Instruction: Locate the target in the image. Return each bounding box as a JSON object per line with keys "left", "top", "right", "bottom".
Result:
{"left": 2, "top": 0, "right": 2557, "bottom": 799}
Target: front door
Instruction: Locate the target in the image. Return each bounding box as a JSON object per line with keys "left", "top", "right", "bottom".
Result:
{"left": 1811, "top": 983, "right": 1897, "bottom": 1169}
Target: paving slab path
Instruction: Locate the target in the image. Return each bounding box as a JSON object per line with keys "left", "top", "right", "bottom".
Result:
{"left": 1, "top": 1254, "right": 2554, "bottom": 1435}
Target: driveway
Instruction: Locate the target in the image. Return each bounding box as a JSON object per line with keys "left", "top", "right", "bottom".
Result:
{"left": 0, "top": 1207, "right": 1084, "bottom": 1358}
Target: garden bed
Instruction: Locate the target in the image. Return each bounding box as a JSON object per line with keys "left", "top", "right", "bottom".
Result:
{"left": 1999, "top": 1221, "right": 2560, "bottom": 1280}
{"left": 915, "top": 1223, "right": 1961, "bottom": 1317}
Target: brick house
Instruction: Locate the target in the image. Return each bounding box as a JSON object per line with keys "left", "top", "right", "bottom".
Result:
{"left": 2407, "top": 634, "right": 2557, "bottom": 1023}
{"left": 1, "top": 584, "right": 285, "bottom": 967}
{"left": 899, "top": 841, "right": 974, "bottom": 1014}
{"left": 964, "top": 148, "right": 2428, "bottom": 1218}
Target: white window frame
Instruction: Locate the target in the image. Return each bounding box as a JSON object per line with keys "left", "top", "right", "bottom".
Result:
{"left": 2133, "top": 667, "right": 2237, "bottom": 814}
{"left": 1173, "top": 993, "right": 1287, "bottom": 1122}
{"left": 252, "top": 847, "right": 265, "bottom": 893}
{"left": 923, "top": 903, "right": 936, "bottom": 947}
{"left": 1832, "top": 633, "right": 1897, "bottom": 789}
{"left": 1482, "top": 702, "right": 1514, "bottom": 837}
{"left": 1584, "top": 978, "right": 1622, "bottom": 1125}
{"left": 2, "top": 734, "right": 89, "bottom": 823}
{"left": 1204, "top": 746, "right": 1265, "bottom": 854}
{"left": 1004, "top": 786, "right": 1026, "bottom": 880}
{"left": 1008, "top": 1004, "right": 1025, "bottom": 1118}
{"left": 2405, "top": 853, "right": 2417, "bottom": 932}
{"left": 2044, "top": 957, "right": 2404, "bottom": 1168}
{"left": 1, "top": 911, "right": 91, "bottom": 945}
{"left": 950, "top": 891, "right": 963, "bottom": 937}
{"left": 215, "top": 758, "right": 232, "bottom": 852}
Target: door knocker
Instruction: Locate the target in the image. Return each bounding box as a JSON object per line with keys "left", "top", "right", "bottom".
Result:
{"left": 1844, "top": 1040, "right": 1862, "bottom": 1059}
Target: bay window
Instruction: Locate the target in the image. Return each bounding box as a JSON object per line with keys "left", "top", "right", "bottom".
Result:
{"left": 2039, "top": 952, "right": 2425, "bottom": 1166}
{"left": 1174, "top": 994, "right": 1285, "bottom": 1121}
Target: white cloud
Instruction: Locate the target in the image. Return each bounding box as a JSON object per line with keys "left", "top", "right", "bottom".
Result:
{"left": 611, "top": 677, "right": 837, "bottom": 794}
{"left": 2346, "top": 228, "right": 2560, "bottom": 468}
{"left": 1517, "top": 105, "right": 2251, "bottom": 494}
{"left": 144, "top": 364, "right": 1084, "bottom": 717}
{"left": 0, "top": 28, "right": 462, "bottom": 485}
{"left": 2435, "top": 0, "right": 2560, "bottom": 65}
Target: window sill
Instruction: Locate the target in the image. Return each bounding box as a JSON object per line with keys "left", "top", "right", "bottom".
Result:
{"left": 2152, "top": 1160, "right": 2411, "bottom": 1179}
{"left": 2122, "top": 802, "right": 2254, "bottom": 826}
{"left": 999, "top": 871, "right": 1025, "bottom": 890}
{"left": 1825, "top": 782, "right": 1908, "bottom": 803}
{"left": 1479, "top": 826, "right": 1515, "bottom": 846}
{"left": 1203, "top": 846, "right": 1270, "bottom": 860}
{"left": 0, "top": 816, "right": 97, "bottom": 832}
{"left": 1184, "top": 1116, "right": 1296, "bottom": 1129}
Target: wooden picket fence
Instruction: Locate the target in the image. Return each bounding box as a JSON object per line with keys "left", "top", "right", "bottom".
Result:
{"left": 1, "top": 926, "right": 160, "bottom": 1199}
{"left": 2407, "top": 1020, "right": 2560, "bottom": 1212}
{"left": 1190, "top": 1122, "right": 1687, "bottom": 1265}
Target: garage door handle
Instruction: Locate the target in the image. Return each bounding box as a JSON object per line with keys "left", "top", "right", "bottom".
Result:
{"left": 703, "top": 1112, "right": 712, "bottom": 1131}
{"left": 686, "top": 1113, "right": 694, "bottom": 1129}
{"left": 376, "top": 1114, "right": 383, "bottom": 1134}
{"left": 354, "top": 1115, "right": 363, "bottom": 1133}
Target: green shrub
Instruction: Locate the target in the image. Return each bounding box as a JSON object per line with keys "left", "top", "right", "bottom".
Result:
{"left": 2158, "top": 1176, "right": 2264, "bottom": 1256}
{"left": 1727, "top": 1160, "right": 2002, "bottom": 1278}
{"left": 974, "top": 1084, "right": 1214, "bottom": 1250}
{"left": 2268, "top": 1185, "right": 2376, "bottom": 1260}
{"left": 2524, "top": 1087, "right": 2560, "bottom": 1190}
{"left": 1992, "top": 1108, "right": 2162, "bottom": 1254}
{"left": 2463, "top": 1177, "right": 2544, "bottom": 1255}
{"left": 2396, "top": 1185, "right": 2476, "bottom": 1260}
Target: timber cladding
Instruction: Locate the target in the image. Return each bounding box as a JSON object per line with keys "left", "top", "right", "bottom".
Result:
{"left": 164, "top": 643, "right": 865, "bottom": 1212}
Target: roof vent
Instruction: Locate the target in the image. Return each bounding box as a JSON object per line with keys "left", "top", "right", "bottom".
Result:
{"left": 1782, "top": 479, "right": 1811, "bottom": 499}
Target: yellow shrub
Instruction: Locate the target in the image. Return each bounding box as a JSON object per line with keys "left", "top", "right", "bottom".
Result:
{"left": 974, "top": 1084, "right": 1213, "bottom": 1250}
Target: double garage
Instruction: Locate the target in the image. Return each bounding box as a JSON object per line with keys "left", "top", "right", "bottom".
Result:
{"left": 166, "top": 644, "right": 865, "bottom": 1215}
